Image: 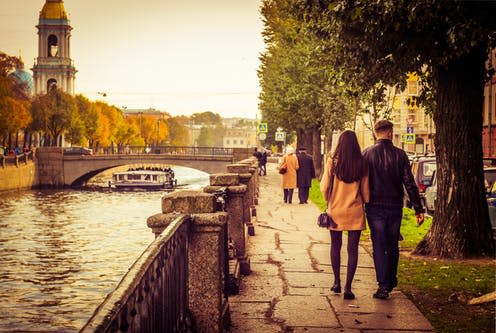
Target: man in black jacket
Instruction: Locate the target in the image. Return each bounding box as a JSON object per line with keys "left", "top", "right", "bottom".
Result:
{"left": 363, "top": 120, "right": 425, "bottom": 299}
{"left": 296, "top": 147, "right": 315, "bottom": 204}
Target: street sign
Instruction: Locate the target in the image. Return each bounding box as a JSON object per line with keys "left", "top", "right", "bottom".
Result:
{"left": 275, "top": 131, "right": 285, "bottom": 142}
{"left": 402, "top": 133, "right": 416, "bottom": 144}
{"left": 258, "top": 122, "right": 268, "bottom": 133}
{"left": 407, "top": 126, "right": 414, "bottom": 134}
{"left": 258, "top": 132, "right": 267, "bottom": 141}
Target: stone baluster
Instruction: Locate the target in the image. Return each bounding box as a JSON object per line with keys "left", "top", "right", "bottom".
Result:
{"left": 237, "top": 158, "right": 259, "bottom": 205}
{"left": 206, "top": 173, "right": 251, "bottom": 276}
{"left": 147, "top": 190, "right": 230, "bottom": 333}
{"left": 227, "top": 162, "right": 257, "bottom": 236}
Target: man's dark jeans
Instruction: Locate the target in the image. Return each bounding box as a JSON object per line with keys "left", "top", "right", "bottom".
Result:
{"left": 365, "top": 205, "right": 403, "bottom": 290}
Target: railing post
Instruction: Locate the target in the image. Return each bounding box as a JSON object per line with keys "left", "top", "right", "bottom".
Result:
{"left": 154, "top": 190, "right": 230, "bottom": 332}
{"left": 206, "top": 173, "right": 251, "bottom": 278}
{"left": 226, "top": 162, "right": 257, "bottom": 236}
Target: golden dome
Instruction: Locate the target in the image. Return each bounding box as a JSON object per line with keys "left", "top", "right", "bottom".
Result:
{"left": 40, "top": 0, "right": 68, "bottom": 20}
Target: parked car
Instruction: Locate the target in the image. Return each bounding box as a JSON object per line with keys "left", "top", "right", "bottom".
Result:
{"left": 423, "top": 166, "right": 496, "bottom": 215}
{"left": 487, "top": 181, "right": 496, "bottom": 235}
{"left": 424, "top": 170, "right": 437, "bottom": 215}
{"left": 63, "top": 146, "right": 93, "bottom": 155}
{"left": 483, "top": 166, "right": 496, "bottom": 192}
{"left": 405, "top": 157, "right": 436, "bottom": 209}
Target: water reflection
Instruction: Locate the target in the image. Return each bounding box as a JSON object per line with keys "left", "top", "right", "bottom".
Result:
{"left": 0, "top": 166, "right": 209, "bottom": 332}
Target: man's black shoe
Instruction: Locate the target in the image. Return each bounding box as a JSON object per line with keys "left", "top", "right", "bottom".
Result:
{"left": 373, "top": 287, "right": 389, "bottom": 299}
{"left": 387, "top": 280, "right": 398, "bottom": 292}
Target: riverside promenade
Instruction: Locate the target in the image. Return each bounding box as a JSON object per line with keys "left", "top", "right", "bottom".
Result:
{"left": 228, "top": 162, "right": 434, "bottom": 332}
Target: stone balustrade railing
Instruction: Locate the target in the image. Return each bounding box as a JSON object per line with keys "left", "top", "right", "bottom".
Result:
{"left": 1, "top": 150, "right": 34, "bottom": 168}
{"left": 81, "top": 157, "right": 259, "bottom": 333}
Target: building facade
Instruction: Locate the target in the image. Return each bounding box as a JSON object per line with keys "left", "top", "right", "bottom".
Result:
{"left": 391, "top": 73, "right": 435, "bottom": 154}
{"left": 223, "top": 128, "right": 257, "bottom": 148}
{"left": 32, "top": 0, "right": 76, "bottom": 95}
{"left": 354, "top": 74, "right": 435, "bottom": 154}
{"left": 483, "top": 49, "right": 496, "bottom": 159}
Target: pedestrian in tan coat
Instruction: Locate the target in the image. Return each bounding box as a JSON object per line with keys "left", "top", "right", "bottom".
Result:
{"left": 279, "top": 146, "right": 299, "bottom": 203}
{"left": 320, "top": 130, "right": 370, "bottom": 300}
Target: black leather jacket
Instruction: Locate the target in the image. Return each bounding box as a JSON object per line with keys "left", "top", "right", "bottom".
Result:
{"left": 363, "top": 139, "right": 424, "bottom": 214}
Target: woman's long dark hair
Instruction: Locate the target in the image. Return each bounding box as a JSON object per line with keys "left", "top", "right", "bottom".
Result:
{"left": 331, "top": 130, "right": 367, "bottom": 183}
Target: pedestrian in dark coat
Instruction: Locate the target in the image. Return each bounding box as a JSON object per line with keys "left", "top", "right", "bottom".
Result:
{"left": 253, "top": 147, "right": 263, "bottom": 175}
{"left": 259, "top": 149, "right": 268, "bottom": 176}
{"left": 296, "top": 147, "right": 315, "bottom": 204}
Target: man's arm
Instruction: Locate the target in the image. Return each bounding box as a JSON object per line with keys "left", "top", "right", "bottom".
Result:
{"left": 401, "top": 152, "right": 425, "bottom": 222}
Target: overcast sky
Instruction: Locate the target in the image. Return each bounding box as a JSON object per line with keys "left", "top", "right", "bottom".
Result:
{"left": 0, "top": 0, "right": 265, "bottom": 118}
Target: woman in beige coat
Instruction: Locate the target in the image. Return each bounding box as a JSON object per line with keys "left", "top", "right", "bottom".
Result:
{"left": 320, "top": 130, "right": 370, "bottom": 300}
{"left": 279, "top": 146, "right": 299, "bottom": 203}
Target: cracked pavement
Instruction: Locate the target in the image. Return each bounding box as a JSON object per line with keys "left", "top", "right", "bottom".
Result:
{"left": 228, "top": 162, "right": 434, "bottom": 333}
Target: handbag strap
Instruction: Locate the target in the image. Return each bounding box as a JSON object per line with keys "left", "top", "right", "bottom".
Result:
{"left": 327, "top": 159, "right": 336, "bottom": 203}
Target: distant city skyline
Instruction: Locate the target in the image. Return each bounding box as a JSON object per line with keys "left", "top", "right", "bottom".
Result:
{"left": 0, "top": 0, "right": 265, "bottom": 118}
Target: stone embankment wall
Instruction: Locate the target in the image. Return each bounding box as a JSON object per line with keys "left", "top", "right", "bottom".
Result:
{"left": 0, "top": 160, "right": 37, "bottom": 191}
{"left": 0, "top": 147, "right": 65, "bottom": 192}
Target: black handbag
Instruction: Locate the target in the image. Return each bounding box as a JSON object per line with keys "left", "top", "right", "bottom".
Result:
{"left": 317, "top": 159, "right": 338, "bottom": 228}
{"left": 318, "top": 212, "right": 337, "bottom": 228}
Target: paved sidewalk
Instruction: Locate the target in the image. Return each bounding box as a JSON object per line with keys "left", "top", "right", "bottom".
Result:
{"left": 228, "top": 163, "right": 434, "bottom": 332}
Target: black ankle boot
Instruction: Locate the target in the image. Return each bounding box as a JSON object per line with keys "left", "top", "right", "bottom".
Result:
{"left": 330, "top": 283, "right": 341, "bottom": 293}
{"left": 344, "top": 290, "right": 355, "bottom": 300}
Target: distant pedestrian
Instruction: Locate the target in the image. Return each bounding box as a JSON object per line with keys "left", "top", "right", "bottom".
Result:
{"left": 320, "top": 130, "right": 369, "bottom": 300}
{"left": 363, "top": 120, "right": 424, "bottom": 300}
{"left": 253, "top": 147, "right": 263, "bottom": 175}
{"left": 296, "top": 147, "right": 315, "bottom": 204}
{"left": 279, "top": 146, "right": 299, "bottom": 203}
{"left": 259, "top": 149, "right": 268, "bottom": 176}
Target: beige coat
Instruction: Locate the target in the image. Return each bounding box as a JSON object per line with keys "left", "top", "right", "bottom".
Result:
{"left": 320, "top": 157, "right": 370, "bottom": 231}
{"left": 279, "top": 153, "right": 299, "bottom": 189}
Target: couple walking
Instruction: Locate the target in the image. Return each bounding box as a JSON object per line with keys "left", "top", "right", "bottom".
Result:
{"left": 320, "top": 121, "right": 425, "bottom": 300}
{"left": 278, "top": 146, "right": 315, "bottom": 204}
{"left": 253, "top": 147, "right": 268, "bottom": 176}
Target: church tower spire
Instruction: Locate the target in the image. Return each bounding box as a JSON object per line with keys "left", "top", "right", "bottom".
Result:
{"left": 32, "top": 0, "right": 77, "bottom": 95}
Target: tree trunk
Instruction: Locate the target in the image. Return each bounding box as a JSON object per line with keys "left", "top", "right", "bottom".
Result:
{"left": 296, "top": 128, "right": 312, "bottom": 151}
{"left": 311, "top": 127, "right": 322, "bottom": 178}
{"left": 413, "top": 48, "right": 494, "bottom": 258}
{"left": 297, "top": 127, "right": 323, "bottom": 178}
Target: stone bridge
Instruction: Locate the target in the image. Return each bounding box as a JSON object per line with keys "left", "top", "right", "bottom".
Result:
{"left": 35, "top": 147, "right": 252, "bottom": 187}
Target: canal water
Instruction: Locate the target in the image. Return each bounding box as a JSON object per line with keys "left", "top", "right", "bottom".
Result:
{"left": 0, "top": 166, "right": 209, "bottom": 333}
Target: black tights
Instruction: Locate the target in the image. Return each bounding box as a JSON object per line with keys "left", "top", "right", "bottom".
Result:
{"left": 283, "top": 189, "right": 294, "bottom": 203}
{"left": 330, "top": 230, "right": 361, "bottom": 292}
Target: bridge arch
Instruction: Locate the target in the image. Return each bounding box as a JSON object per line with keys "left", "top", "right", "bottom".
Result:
{"left": 63, "top": 155, "right": 235, "bottom": 187}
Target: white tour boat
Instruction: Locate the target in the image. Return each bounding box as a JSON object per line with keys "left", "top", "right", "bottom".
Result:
{"left": 112, "top": 168, "right": 176, "bottom": 190}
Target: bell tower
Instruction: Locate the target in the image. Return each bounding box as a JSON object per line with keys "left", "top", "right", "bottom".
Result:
{"left": 32, "top": 0, "right": 76, "bottom": 95}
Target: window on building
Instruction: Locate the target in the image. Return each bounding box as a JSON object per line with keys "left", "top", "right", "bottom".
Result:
{"left": 407, "top": 80, "right": 419, "bottom": 96}
{"left": 48, "top": 35, "right": 58, "bottom": 57}
{"left": 47, "top": 78, "right": 57, "bottom": 92}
